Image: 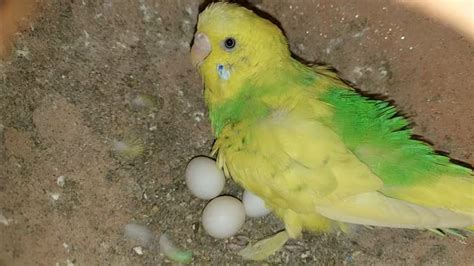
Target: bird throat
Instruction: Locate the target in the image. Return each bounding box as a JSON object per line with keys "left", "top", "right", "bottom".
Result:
{"left": 208, "top": 83, "right": 271, "bottom": 137}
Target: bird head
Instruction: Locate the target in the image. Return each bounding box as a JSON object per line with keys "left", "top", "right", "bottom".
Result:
{"left": 191, "top": 3, "right": 291, "bottom": 107}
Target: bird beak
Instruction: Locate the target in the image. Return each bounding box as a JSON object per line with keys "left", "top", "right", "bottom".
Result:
{"left": 191, "top": 32, "right": 211, "bottom": 68}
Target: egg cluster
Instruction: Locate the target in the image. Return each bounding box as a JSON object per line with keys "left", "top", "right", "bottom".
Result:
{"left": 185, "top": 156, "right": 271, "bottom": 238}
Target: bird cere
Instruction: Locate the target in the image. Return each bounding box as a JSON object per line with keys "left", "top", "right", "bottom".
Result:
{"left": 187, "top": 2, "right": 474, "bottom": 261}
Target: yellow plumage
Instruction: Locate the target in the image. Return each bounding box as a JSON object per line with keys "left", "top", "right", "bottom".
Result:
{"left": 213, "top": 101, "right": 382, "bottom": 237}
{"left": 192, "top": 2, "right": 474, "bottom": 243}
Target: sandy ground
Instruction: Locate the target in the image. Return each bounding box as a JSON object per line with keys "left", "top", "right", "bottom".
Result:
{"left": 0, "top": 0, "right": 473, "bottom": 264}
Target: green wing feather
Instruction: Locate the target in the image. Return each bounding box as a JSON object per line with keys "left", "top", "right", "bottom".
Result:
{"left": 313, "top": 67, "right": 474, "bottom": 224}
{"left": 314, "top": 69, "right": 473, "bottom": 221}
{"left": 319, "top": 86, "right": 472, "bottom": 187}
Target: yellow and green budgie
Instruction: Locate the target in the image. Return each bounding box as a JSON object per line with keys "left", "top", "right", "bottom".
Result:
{"left": 191, "top": 2, "right": 473, "bottom": 259}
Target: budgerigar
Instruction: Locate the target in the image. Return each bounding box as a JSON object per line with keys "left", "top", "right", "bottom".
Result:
{"left": 190, "top": 2, "right": 473, "bottom": 258}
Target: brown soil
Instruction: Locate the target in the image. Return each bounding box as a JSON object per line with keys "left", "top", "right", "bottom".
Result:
{"left": 0, "top": 0, "right": 473, "bottom": 265}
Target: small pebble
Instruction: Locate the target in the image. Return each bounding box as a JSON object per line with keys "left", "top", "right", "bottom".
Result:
{"left": 57, "top": 176, "right": 66, "bottom": 187}
{"left": 0, "top": 211, "right": 9, "bottom": 226}
{"left": 51, "top": 193, "right": 60, "bottom": 201}
{"left": 133, "top": 246, "right": 144, "bottom": 255}
{"left": 227, "top": 234, "right": 250, "bottom": 251}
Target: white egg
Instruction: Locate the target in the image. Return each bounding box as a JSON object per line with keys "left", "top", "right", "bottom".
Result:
{"left": 202, "top": 196, "right": 246, "bottom": 239}
{"left": 185, "top": 156, "right": 225, "bottom": 200}
{"left": 242, "top": 190, "right": 271, "bottom": 218}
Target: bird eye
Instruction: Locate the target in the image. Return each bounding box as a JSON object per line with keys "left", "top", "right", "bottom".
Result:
{"left": 223, "top": 37, "right": 236, "bottom": 50}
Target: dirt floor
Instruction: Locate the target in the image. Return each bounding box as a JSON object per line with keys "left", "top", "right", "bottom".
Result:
{"left": 0, "top": 0, "right": 473, "bottom": 265}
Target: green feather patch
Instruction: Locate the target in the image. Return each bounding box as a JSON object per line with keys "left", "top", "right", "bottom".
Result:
{"left": 319, "top": 87, "right": 471, "bottom": 186}
{"left": 209, "top": 61, "right": 315, "bottom": 137}
{"left": 209, "top": 84, "right": 270, "bottom": 137}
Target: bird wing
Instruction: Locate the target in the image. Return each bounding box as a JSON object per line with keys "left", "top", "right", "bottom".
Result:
{"left": 316, "top": 83, "right": 473, "bottom": 227}
{"left": 215, "top": 98, "right": 473, "bottom": 229}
